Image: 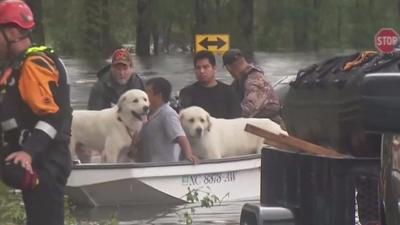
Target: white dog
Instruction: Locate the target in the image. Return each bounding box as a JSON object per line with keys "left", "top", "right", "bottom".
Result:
{"left": 70, "top": 89, "right": 149, "bottom": 163}
{"left": 179, "top": 106, "right": 287, "bottom": 159}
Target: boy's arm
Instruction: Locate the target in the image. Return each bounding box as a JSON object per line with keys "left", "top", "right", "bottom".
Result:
{"left": 177, "top": 136, "right": 199, "bottom": 164}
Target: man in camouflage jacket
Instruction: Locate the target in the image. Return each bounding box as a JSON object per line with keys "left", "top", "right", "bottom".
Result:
{"left": 223, "top": 49, "right": 281, "bottom": 121}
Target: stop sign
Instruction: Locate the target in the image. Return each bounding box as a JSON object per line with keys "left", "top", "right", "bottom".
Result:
{"left": 375, "top": 28, "right": 400, "bottom": 53}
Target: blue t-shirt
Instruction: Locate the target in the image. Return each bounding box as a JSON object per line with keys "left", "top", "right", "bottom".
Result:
{"left": 139, "top": 103, "right": 186, "bottom": 162}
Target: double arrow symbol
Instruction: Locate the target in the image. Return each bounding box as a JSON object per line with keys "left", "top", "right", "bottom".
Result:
{"left": 199, "top": 37, "right": 226, "bottom": 49}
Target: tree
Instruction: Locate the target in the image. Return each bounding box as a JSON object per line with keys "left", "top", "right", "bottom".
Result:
{"left": 291, "top": 0, "right": 312, "bottom": 51}
{"left": 26, "top": 0, "right": 45, "bottom": 44}
{"left": 136, "top": 0, "right": 152, "bottom": 56}
{"left": 152, "top": 0, "right": 194, "bottom": 53}
{"left": 194, "top": 0, "right": 208, "bottom": 35}
{"left": 82, "top": 0, "right": 119, "bottom": 58}
{"left": 239, "top": 0, "right": 254, "bottom": 60}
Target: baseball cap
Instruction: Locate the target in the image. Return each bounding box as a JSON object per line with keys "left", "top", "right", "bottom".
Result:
{"left": 222, "top": 49, "right": 244, "bottom": 65}
{"left": 111, "top": 48, "right": 132, "bottom": 66}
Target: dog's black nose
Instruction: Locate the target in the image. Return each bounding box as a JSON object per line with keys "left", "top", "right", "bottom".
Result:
{"left": 143, "top": 106, "right": 149, "bottom": 113}
{"left": 195, "top": 127, "right": 202, "bottom": 135}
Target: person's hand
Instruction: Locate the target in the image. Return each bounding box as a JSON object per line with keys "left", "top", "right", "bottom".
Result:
{"left": 186, "top": 154, "right": 200, "bottom": 165}
{"left": 6, "top": 151, "right": 33, "bottom": 174}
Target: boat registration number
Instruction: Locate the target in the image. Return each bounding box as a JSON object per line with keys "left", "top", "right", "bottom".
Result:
{"left": 181, "top": 172, "right": 236, "bottom": 186}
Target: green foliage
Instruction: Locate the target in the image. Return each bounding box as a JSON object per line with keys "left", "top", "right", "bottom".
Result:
{"left": 254, "top": 0, "right": 400, "bottom": 51}
{"left": 42, "top": 0, "right": 85, "bottom": 55}
{"left": 42, "top": 0, "right": 135, "bottom": 57}
{"left": 98, "top": 212, "right": 119, "bottom": 225}
{"left": 0, "top": 184, "right": 108, "bottom": 225}
{"left": 74, "top": 211, "right": 119, "bottom": 225}
{"left": 64, "top": 197, "right": 77, "bottom": 225}
{"left": 180, "top": 186, "right": 229, "bottom": 225}
{"left": 0, "top": 184, "right": 26, "bottom": 225}
{"left": 40, "top": 0, "right": 400, "bottom": 56}
{"left": 108, "top": 0, "right": 137, "bottom": 44}
{"left": 64, "top": 196, "right": 120, "bottom": 225}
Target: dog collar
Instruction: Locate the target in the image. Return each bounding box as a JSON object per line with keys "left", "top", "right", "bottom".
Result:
{"left": 117, "top": 116, "right": 138, "bottom": 143}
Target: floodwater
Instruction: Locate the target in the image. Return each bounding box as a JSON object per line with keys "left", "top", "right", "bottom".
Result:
{"left": 65, "top": 50, "right": 350, "bottom": 224}
{"left": 67, "top": 51, "right": 350, "bottom": 109}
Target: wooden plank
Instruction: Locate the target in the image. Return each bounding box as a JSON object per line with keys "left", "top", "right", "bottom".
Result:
{"left": 263, "top": 139, "right": 295, "bottom": 151}
{"left": 245, "top": 124, "right": 345, "bottom": 157}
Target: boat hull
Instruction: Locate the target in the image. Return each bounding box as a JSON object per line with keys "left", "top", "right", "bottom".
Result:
{"left": 66, "top": 154, "right": 261, "bottom": 206}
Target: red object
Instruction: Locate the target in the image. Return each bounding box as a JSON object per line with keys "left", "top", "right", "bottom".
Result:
{"left": 375, "top": 28, "right": 400, "bottom": 53}
{"left": 22, "top": 169, "right": 39, "bottom": 190}
{"left": 111, "top": 48, "right": 132, "bottom": 65}
{"left": 0, "top": 0, "right": 35, "bottom": 30}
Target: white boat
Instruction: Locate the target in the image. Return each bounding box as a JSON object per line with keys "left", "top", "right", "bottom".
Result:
{"left": 65, "top": 154, "right": 261, "bottom": 206}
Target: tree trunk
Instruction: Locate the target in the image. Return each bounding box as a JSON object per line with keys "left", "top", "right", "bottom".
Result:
{"left": 398, "top": 0, "right": 400, "bottom": 17}
{"left": 136, "top": 0, "right": 152, "bottom": 57}
{"left": 82, "top": 0, "right": 102, "bottom": 56}
{"left": 193, "top": 0, "right": 209, "bottom": 52}
{"left": 215, "top": 0, "right": 222, "bottom": 24}
{"left": 337, "top": 1, "right": 342, "bottom": 45}
{"left": 100, "top": 0, "right": 119, "bottom": 55}
{"left": 162, "top": 20, "right": 172, "bottom": 53}
{"left": 239, "top": 0, "right": 254, "bottom": 62}
{"left": 312, "top": 0, "right": 321, "bottom": 50}
{"left": 194, "top": 0, "right": 208, "bottom": 34}
{"left": 194, "top": 0, "right": 208, "bottom": 51}
{"left": 26, "top": 0, "right": 45, "bottom": 44}
{"left": 152, "top": 24, "right": 159, "bottom": 55}
{"left": 293, "top": 0, "right": 310, "bottom": 51}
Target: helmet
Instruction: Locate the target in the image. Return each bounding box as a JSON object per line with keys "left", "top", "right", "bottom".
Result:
{"left": 1, "top": 162, "right": 39, "bottom": 190}
{"left": 0, "top": 0, "right": 35, "bottom": 30}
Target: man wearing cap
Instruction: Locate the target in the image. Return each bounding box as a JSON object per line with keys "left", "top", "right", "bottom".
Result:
{"left": 179, "top": 50, "right": 241, "bottom": 119}
{"left": 87, "top": 48, "right": 145, "bottom": 110}
{"left": 223, "top": 49, "right": 282, "bottom": 122}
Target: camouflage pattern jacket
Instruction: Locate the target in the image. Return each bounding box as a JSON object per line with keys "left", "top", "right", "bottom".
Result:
{"left": 231, "top": 65, "right": 281, "bottom": 119}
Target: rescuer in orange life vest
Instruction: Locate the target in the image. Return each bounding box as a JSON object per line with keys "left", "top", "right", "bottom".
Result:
{"left": 0, "top": 1, "right": 72, "bottom": 225}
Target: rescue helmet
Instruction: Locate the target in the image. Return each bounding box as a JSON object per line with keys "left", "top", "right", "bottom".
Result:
{"left": 1, "top": 162, "right": 39, "bottom": 190}
{"left": 0, "top": 0, "right": 35, "bottom": 30}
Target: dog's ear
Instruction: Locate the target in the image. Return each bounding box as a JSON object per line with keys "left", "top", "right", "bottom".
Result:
{"left": 117, "top": 96, "right": 126, "bottom": 113}
{"left": 206, "top": 114, "right": 212, "bottom": 131}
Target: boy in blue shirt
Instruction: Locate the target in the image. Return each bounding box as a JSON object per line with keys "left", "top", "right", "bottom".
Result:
{"left": 139, "top": 77, "right": 199, "bottom": 164}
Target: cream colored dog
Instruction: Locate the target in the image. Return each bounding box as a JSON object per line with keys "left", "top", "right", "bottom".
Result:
{"left": 179, "top": 106, "right": 287, "bottom": 159}
{"left": 70, "top": 89, "right": 149, "bottom": 163}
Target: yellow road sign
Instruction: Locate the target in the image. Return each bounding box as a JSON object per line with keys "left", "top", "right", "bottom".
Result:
{"left": 195, "top": 34, "right": 230, "bottom": 53}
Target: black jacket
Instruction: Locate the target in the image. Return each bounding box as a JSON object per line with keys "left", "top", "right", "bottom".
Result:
{"left": 0, "top": 46, "right": 72, "bottom": 184}
{"left": 87, "top": 67, "right": 145, "bottom": 110}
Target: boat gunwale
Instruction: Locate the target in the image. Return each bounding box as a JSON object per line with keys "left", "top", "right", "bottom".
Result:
{"left": 72, "top": 153, "right": 261, "bottom": 170}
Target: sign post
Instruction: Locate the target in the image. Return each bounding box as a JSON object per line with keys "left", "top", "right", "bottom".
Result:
{"left": 375, "top": 28, "right": 400, "bottom": 53}
{"left": 195, "top": 34, "right": 229, "bottom": 53}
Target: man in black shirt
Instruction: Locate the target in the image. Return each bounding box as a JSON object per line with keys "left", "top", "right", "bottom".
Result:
{"left": 179, "top": 50, "right": 241, "bottom": 119}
